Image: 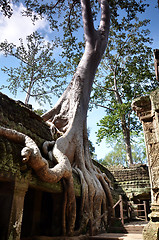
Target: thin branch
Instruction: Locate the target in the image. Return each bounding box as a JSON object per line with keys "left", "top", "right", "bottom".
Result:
{"left": 3, "top": 50, "right": 32, "bottom": 67}
{"left": 102, "top": 58, "right": 115, "bottom": 73}
{"left": 52, "top": 0, "right": 65, "bottom": 9}
{"left": 68, "top": 2, "right": 76, "bottom": 36}
{"left": 113, "top": 65, "right": 123, "bottom": 105}
{"left": 94, "top": 81, "right": 117, "bottom": 93}
{"left": 93, "top": 103, "right": 114, "bottom": 111}
{"left": 26, "top": 90, "right": 53, "bottom": 97}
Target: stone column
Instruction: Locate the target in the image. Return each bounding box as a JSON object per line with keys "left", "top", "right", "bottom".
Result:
{"left": 132, "top": 90, "right": 159, "bottom": 240}
{"left": 8, "top": 177, "right": 28, "bottom": 240}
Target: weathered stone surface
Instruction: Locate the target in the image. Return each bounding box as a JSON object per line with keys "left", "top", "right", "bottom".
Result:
{"left": 143, "top": 221, "right": 159, "bottom": 240}
{"left": 132, "top": 95, "right": 152, "bottom": 122}
{"left": 154, "top": 49, "right": 159, "bottom": 81}
{"left": 0, "top": 92, "right": 152, "bottom": 239}
{"left": 0, "top": 92, "right": 151, "bottom": 200}
{"left": 0, "top": 92, "right": 52, "bottom": 144}
{"left": 108, "top": 165, "right": 150, "bottom": 201}
{"left": 0, "top": 92, "right": 84, "bottom": 239}
{"left": 0, "top": 92, "right": 81, "bottom": 195}
{"left": 132, "top": 88, "right": 159, "bottom": 240}
{"left": 151, "top": 88, "right": 159, "bottom": 113}
{"left": 132, "top": 91, "right": 159, "bottom": 198}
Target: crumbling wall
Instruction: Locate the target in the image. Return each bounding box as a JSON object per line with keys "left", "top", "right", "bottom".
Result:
{"left": 0, "top": 92, "right": 81, "bottom": 240}
{"left": 109, "top": 165, "right": 150, "bottom": 201}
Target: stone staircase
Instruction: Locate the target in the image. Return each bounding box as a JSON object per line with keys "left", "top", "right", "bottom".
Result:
{"left": 88, "top": 221, "right": 147, "bottom": 240}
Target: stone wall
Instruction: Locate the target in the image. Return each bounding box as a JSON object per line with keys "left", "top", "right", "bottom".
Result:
{"left": 109, "top": 165, "right": 150, "bottom": 201}
{"left": 132, "top": 88, "right": 159, "bottom": 240}
{"left": 0, "top": 92, "right": 152, "bottom": 239}
{"left": 0, "top": 93, "right": 81, "bottom": 240}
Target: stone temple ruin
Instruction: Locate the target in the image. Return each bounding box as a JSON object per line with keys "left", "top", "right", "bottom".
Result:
{"left": 0, "top": 49, "right": 159, "bottom": 240}
{"left": 0, "top": 92, "right": 72, "bottom": 239}
{"left": 132, "top": 49, "right": 159, "bottom": 240}
{"left": 0, "top": 93, "right": 151, "bottom": 239}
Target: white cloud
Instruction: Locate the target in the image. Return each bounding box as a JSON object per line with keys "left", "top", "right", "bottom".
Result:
{"left": 0, "top": 3, "right": 49, "bottom": 45}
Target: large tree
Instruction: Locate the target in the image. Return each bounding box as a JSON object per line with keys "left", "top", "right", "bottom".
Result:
{"left": 92, "top": 16, "right": 158, "bottom": 166}
{"left": 0, "top": 0, "right": 113, "bottom": 235}
{"left": 0, "top": 0, "right": 150, "bottom": 236}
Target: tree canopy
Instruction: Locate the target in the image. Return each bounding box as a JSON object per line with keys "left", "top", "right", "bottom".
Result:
{"left": 0, "top": 31, "right": 66, "bottom": 106}
{"left": 99, "top": 136, "right": 147, "bottom": 167}
{"left": 0, "top": 0, "right": 149, "bottom": 69}
{"left": 92, "top": 14, "right": 158, "bottom": 165}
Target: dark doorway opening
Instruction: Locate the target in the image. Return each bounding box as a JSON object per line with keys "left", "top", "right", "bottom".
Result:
{"left": 21, "top": 187, "right": 63, "bottom": 239}
{"left": 0, "top": 181, "right": 14, "bottom": 240}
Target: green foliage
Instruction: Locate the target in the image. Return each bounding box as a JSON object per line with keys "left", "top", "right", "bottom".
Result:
{"left": 99, "top": 136, "right": 147, "bottom": 167}
{"left": 0, "top": 0, "right": 150, "bottom": 75}
{"left": 59, "top": 0, "right": 150, "bottom": 74}
{"left": 96, "top": 103, "right": 142, "bottom": 143}
{"left": 0, "top": 31, "right": 67, "bottom": 105}
{"left": 92, "top": 14, "right": 158, "bottom": 145}
{"left": 87, "top": 128, "right": 96, "bottom": 159}
{"left": 91, "top": 9, "right": 159, "bottom": 165}
{"left": 0, "top": 0, "right": 153, "bottom": 164}
{"left": 0, "top": 0, "right": 13, "bottom": 17}
{"left": 89, "top": 139, "right": 96, "bottom": 159}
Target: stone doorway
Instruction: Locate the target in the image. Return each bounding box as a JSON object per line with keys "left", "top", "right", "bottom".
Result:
{"left": 21, "top": 188, "right": 63, "bottom": 239}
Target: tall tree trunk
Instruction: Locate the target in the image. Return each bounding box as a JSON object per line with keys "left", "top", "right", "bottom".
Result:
{"left": 25, "top": 83, "right": 32, "bottom": 105}
{"left": 0, "top": 0, "right": 114, "bottom": 236}
{"left": 24, "top": 70, "right": 34, "bottom": 105}
{"left": 113, "top": 73, "right": 133, "bottom": 165}
{"left": 41, "top": 0, "right": 114, "bottom": 233}
{"left": 121, "top": 116, "right": 133, "bottom": 165}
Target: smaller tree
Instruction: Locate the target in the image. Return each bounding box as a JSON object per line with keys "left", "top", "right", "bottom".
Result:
{"left": 0, "top": 31, "right": 66, "bottom": 106}
{"left": 92, "top": 16, "right": 158, "bottom": 166}
{"left": 99, "top": 136, "right": 147, "bottom": 167}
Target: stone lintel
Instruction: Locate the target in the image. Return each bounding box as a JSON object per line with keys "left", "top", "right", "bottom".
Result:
{"left": 132, "top": 89, "right": 159, "bottom": 118}
{"left": 132, "top": 96, "right": 153, "bottom": 121}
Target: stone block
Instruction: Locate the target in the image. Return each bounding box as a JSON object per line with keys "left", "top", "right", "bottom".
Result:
{"left": 143, "top": 221, "right": 159, "bottom": 240}
{"left": 145, "top": 132, "right": 157, "bottom": 144}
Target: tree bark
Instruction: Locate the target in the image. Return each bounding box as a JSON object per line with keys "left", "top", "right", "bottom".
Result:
{"left": 24, "top": 76, "right": 33, "bottom": 105}
{"left": 24, "top": 59, "right": 35, "bottom": 105}
{"left": 121, "top": 117, "right": 133, "bottom": 165}
{"left": 113, "top": 71, "right": 133, "bottom": 165}
{"left": 0, "top": 0, "right": 114, "bottom": 236}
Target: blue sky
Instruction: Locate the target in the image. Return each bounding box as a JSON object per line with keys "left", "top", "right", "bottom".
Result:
{"left": 88, "top": 1, "right": 159, "bottom": 159}
{"left": 0, "top": 1, "right": 159, "bottom": 160}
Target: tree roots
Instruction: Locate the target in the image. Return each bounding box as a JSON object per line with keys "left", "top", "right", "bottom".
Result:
{"left": 0, "top": 123, "right": 114, "bottom": 236}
